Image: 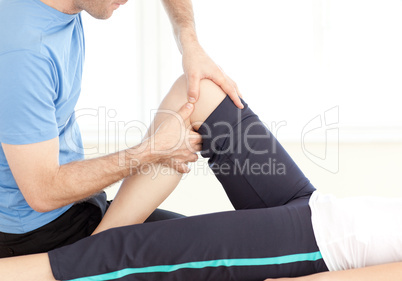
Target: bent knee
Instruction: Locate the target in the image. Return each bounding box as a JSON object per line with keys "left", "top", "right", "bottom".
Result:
{"left": 168, "top": 74, "right": 226, "bottom": 102}
{"left": 198, "top": 79, "right": 227, "bottom": 103}
{"left": 162, "top": 75, "right": 228, "bottom": 130}
{"left": 191, "top": 79, "right": 227, "bottom": 130}
{"left": 160, "top": 74, "right": 188, "bottom": 111}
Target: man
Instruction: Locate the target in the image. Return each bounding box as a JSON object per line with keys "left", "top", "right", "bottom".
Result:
{"left": 0, "top": 0, "right": 242, "bottom": 257}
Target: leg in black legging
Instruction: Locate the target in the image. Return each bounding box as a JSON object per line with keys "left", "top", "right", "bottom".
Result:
{"left": 48, "top": 96, "right": 327, "bottom": 281}
{"left": 49, "top": 197, "right": 326, "bottom": 281}
{"left": 198, "top": 95, "right": 315, "bottom": 209}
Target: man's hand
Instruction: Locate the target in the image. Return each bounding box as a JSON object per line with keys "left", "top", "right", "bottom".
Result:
{"left": 182, "top": 42, "right": 243, "bottom": 109}
{"left": 145, "top": 102, "right": 202, "bottom": 173}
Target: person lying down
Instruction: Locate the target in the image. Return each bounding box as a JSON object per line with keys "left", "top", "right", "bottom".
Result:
{"left": 1, "top": 76, "right": 402, "bottom": 281}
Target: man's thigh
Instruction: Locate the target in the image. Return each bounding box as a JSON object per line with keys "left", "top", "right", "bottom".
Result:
{"left": 0, "top": 202, "right": 101, "bottom": 258}
{"left": 0, "top": 201, "right": 184, "bottom": 258}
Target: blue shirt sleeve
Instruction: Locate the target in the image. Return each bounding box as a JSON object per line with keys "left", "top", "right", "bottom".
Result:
{"left": 0, "top": 50, "right": 59, "bottom": 145}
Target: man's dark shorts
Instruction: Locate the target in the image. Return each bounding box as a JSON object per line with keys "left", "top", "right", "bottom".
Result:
{"left": 0, "top": 194, "right": 184, "bottom": 258}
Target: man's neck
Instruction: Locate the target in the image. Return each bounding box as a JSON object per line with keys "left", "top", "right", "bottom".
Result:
{"left": 40, "top": 0, "right": 82, "bottom": 15}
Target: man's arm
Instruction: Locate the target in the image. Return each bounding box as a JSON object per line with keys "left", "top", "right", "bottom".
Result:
{"left": 2, "top": 138, "right": 138, "bottom": 213}
{"left": 160, "top": 0, "right": 196, "bottom": 54}
{"left": 161, "top": 0, "right": 244, "bottom": 109}
{"left": 2, "top": 103, "right": 200, "bottom": 213}
{"left": 265, "top": 262, "right": 402, "bottom": 281}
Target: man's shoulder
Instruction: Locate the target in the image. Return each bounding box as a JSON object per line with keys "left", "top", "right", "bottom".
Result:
{"left": 0, "top": 0, "right": 81, "bottom": 56}
{"left": 0, "top": 0, "right": 46, "bottom": 55}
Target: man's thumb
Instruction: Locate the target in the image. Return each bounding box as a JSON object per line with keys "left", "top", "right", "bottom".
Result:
{"left": 177, "top": 102, "right": 194, "bottom": 121}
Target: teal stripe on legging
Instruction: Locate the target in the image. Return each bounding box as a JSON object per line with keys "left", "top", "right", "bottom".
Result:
{"left": 67, "top": 251, "right": 323, "bottom": 281}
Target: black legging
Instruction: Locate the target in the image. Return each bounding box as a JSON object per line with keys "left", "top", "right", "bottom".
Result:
{"left": 48, "top": 96, "right": 329, "bottom": 281}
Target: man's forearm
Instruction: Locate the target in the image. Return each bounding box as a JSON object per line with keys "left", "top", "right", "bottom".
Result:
{"left": 40, "top": 144, "right": 148, "bottom": 212}
{"left": 161, "top": 0, "right": 199, "bottom": 53}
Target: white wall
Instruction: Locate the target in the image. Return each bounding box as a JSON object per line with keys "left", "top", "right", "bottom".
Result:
{"left": 76, "top": 0, "right": 402, "bottom": 215}
{"left": 78, "top": 0, "right": 402, "bottom": 143}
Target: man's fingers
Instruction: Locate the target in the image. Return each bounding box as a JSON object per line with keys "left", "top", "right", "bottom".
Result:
{"left": 225, "top": 88, "right": 244, "bottom": 109}
{"left": 189, "top": 130, "right": 202, "bottom": 136}
{"left": 187, "top": 74, "right": 200, "bottom": 103}
{"left": 177, "top": 102, "right": 195, "bottom": 122}
{"left": 188, "top": 142, "right": 202, "bottom": 153}
{"left": 188, "top": 142, "right": 201, "bottom": 152}
{"left": 173, "top": 161, "right": 190, "bottom": 174}
{"left": 213, "top": 74, "right": 244, "bottom": 109}
{"left": 228, "top": 77, "right": 243, "bottom": 98}
{"left": 216, "top": 66, "right": 243, "bottom": 104}
{"left": 188, "top": 131, "right": 202, "bottom": 143}
{"left": 180, "top": 162, "right": 190, "bottom": 173}
{"left": 190, "top": 153, "right": 199, "bottom": 162}
{"left": 193, "top": 144, "right": 202, "bottom": 152}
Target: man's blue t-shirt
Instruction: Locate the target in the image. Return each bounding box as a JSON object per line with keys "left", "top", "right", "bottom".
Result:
{"left": 0, "top": 0, "right": 87, "bottom": 233}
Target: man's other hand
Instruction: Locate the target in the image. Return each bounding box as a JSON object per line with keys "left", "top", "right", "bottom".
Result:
{"left": 147, "top": 102, "right": 202, "bottom": 174}
{"left": 182, "top": 42, "right": 244, "bottom": 109}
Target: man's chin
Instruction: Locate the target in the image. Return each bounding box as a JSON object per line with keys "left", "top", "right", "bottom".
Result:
{"left": 86, "top": 9, "right": 114, "bottom": 20}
